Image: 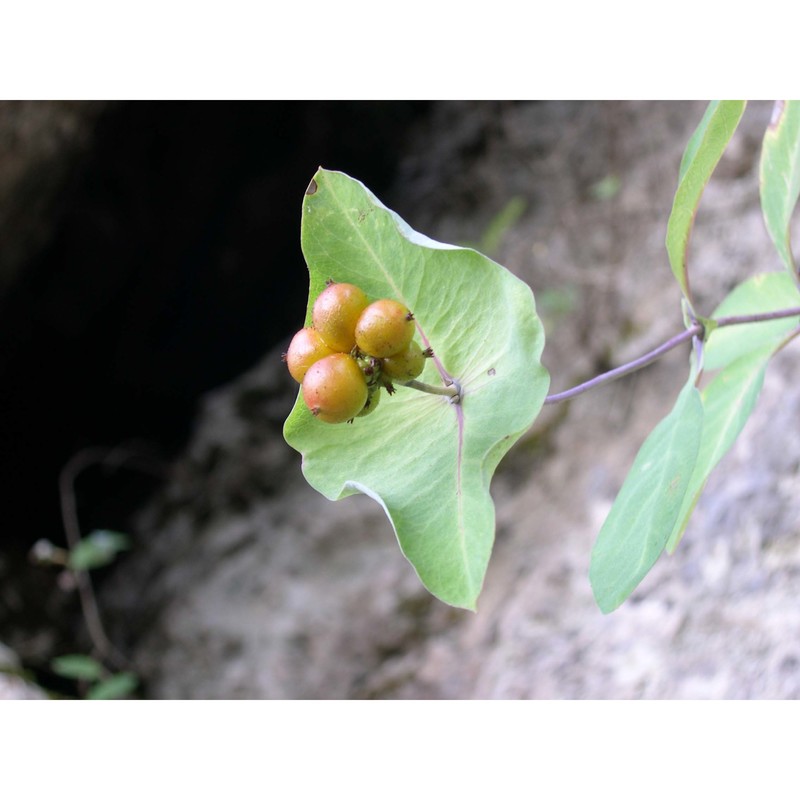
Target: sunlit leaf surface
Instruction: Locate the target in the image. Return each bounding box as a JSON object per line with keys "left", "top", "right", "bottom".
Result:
{"left": 284, "top": 170, "right": 549, "bottom": 609}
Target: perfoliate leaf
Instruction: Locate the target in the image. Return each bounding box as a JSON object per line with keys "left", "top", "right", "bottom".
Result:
{"left": 704, "top": 271, "right": 800, "bottom": 371}
{"left": 666, "top": 101, "right": 746, "bottom": 304}
{"left": 590, "top": 378, "right": 704, "bottom": 613}
{"left": 284, "top": 170, "right": 549, "bottom": 610}
{"left": 760, "top": 100, "right": 800, "bottom": 277}
{"left": 665, "top": 344, "right": 773, "bottom": 554}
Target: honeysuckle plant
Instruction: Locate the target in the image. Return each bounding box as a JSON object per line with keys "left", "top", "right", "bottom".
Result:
{"left": 284, "top": 100, "right": 800, "bottom": 612}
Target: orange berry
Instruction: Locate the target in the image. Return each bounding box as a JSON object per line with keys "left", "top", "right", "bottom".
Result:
{"left": 355, "top": 299, "right": 415, "bottom": 358}
{"left": 285, "top": 327, "right": 336, "bottom": 383}
{"left": 312, "top": 282, "right": 369, "bottom": 352}
{"left": 381, "top": 340, "right": 426, "bottom": 381}
{"left": 301, "top": 353, "right": 368, "bottom": 424}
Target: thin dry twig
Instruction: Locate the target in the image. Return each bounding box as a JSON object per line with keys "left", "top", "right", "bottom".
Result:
{"left": 58, "top": 444, "right": 168, "bottom": 670}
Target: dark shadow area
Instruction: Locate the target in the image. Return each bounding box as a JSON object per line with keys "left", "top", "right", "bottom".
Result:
{"left": 1, "top": 101, "right": 429, "bottom": 544}
{"left": 0, "top": 101, "right": 430, "bottom": 683}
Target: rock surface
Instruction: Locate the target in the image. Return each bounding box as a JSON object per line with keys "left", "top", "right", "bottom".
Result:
{"left": 103, "top": 101, "right": 800, "bottom": 698}
{"left": 0, "top": 642, "right": 47, "bottom": 700}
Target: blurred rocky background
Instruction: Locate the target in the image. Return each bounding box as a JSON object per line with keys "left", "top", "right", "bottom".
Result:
{"left": 2, "top": 100, "right": 799, "bottom": 699}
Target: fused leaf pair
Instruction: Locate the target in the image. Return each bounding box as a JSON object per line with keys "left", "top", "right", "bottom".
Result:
{"left": 284, "top": 168, "right": 548, "bottom": 610}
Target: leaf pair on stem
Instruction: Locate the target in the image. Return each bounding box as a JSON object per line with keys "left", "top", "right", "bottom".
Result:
{"left": 591, "top": 100, "right": 800, "bottom": 611}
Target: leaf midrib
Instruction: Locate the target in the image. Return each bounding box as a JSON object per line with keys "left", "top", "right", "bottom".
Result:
{"left": 325, "top": 172, "right": 477, "bottom": 601}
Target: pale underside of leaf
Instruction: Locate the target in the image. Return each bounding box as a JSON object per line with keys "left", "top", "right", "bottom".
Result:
{"left": 285, "top": 169, "right": 549, "bottom": 610}
{"left": 665, "top": 345, "right": 772, "bottom": 554}
{"left": 663, "top": 273, "right": 800, "bottom": 553}
{"left": 760, "top": 100, "right": 800, "bottom": 277}
{"left": 589, "top": 379, "right": 704, "bottom": 613}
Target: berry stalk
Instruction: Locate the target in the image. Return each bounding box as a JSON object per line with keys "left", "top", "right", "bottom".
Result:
{"left": 398, "top": 378, "right": 462, "bottom": 403}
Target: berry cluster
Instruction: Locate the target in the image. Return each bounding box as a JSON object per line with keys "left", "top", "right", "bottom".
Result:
{"left": 284, "top": 281, "right": 432, "bottom": 423}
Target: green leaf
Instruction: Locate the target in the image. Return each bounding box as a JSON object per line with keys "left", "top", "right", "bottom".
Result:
{"left": 284, "top": 169, "right": 549, "bottom": 610}
{"left": 67, "top": 530, "right": 131, "bottom": 572}
{"left": 87, "top": 672, "right": 138, "bottom": 700}
{"left": 704, "top": 271, "right": 800, "bottom": 371}
{"left": 666, "top": 101, "right": 746, "bottom": 303}
{"left": 590, "top": 378, "right": 704, "bottom": 613}
{"left": 52, "top": 654, "right": 104, "bottom": 682}
{"left": 760, "top": 100, "right": 800, "bottom": 277}
{"left": 665, "top": 345, "right": 773, "bottom": 554}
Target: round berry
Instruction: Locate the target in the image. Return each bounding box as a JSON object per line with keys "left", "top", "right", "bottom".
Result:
{"left": 355, "top": 299, "right": 415, "bottom": 358}
{"left": 285, "top": 327, "right": 336, "bottom": 383}
{"left": 312, "top": 282, "right": 369, "bottom": 353}
{"left": 302, "top": 353, "right": 368, "bottom": 424}
{"left": 357, "top": 388, "right": 381, "bottom": 418}
{"left": 381, "top": 340, "right": 426, "bottom": 381}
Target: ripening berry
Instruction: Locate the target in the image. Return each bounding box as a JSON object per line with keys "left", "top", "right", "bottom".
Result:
{"left": 381, "top": 340, "right": 426, "bottom": 381}
{"left": 302, "top": 352, "right": 368, "bottom": 424}
{"left": 285, "top": 327, "right": 336, "bottom": 383}
{"left": 355, "top": 299, "right": 415, "bottom": 358}
{"left": 312, "top": 282, "right": 369, "bottom": 353}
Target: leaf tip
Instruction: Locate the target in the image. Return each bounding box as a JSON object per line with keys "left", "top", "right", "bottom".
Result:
{"left": 588, "top": 570, "right": 623, "bottom": 615}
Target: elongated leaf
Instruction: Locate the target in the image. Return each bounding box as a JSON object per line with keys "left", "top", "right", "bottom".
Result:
{"left": 52, "top": 654, "right": 104, "bottom": 682}
{"left": 666, "top": 101, "right": 746, "bottom": 302}
{"left": 760, "top": 100, "right": 800, "bottom": 277}
{"left": 590, "top": 379, "right": 703, "bottom": 613}
{"left": 67, "top": 530, "right": 131, "bottom": 571}
{"left": 284, "top": 170, "right": 549, "bottom": 610}
{"left": 704, "top": 271, "right": 800, "bottom": 371}
{"left": 87, "top": 672, "right": 138, "bottom": 700}
{"left": 665, "top": 345, "right": 772, "bottom": 553}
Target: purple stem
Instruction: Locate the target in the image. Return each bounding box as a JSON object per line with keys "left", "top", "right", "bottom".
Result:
{"left": 715, "top": 306, "right": 800, "bottom": 327}
{"left": 544, "top": 324, "right": 702, "bottom": 405}
{"left": 544, "top": 305, "right": 800, "bottom": 405}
